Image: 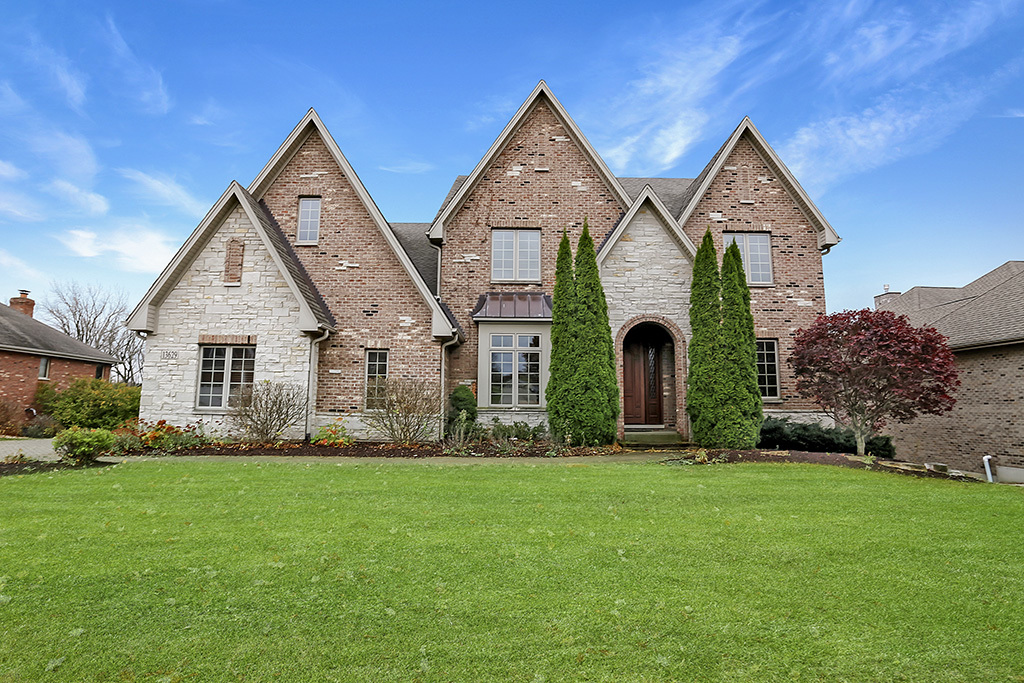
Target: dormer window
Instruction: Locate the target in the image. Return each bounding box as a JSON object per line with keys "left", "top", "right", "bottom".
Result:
{"left": 492, "top": 229, "right": 540, "bottom": 282}
{"left": 297, "top": 197, "right": 321, "bottom": 244}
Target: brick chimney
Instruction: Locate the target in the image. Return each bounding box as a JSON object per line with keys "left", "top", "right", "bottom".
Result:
{"left": 873, "top": 284, "right": 901, "bottom": 310}
{"left": 9, "top": 290, "right": 34, "bottom": 317}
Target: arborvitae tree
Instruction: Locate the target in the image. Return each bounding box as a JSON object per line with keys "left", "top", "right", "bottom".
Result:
{"left": 545, "top": 229, "right": 577, "bottom": 440}
{"left": 687, "top": 230, "right": 723, "bottom": 446}
{"left": 717, "top": 241, "right": 763, "bottom": 447}
{"left": 572, "top": 220, "right": 619, "bottom": 445}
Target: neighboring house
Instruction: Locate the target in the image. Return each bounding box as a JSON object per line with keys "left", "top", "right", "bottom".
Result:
{"left": 0, "top": 291, "right": 117, "bottom": 418}
{"left": 128, "top": 81, "right": 841, "bottom": 440}
{"left": 875, "top": 262, "right": 1024, "bottom": 476}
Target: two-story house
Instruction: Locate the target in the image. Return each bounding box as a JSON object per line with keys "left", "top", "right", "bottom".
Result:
{"left": 128, "top": 81, "right": 840, "bottom": 439}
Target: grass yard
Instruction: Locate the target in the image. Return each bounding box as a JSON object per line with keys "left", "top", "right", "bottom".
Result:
{"left": 1, "top": 459, "right": 1022, "bottom": 682}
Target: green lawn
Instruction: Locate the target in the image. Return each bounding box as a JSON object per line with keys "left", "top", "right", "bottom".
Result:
{"left": 1, "top": 459, "right": 1022, "bottom": 682}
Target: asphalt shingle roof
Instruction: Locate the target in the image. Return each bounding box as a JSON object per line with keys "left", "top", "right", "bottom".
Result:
{"left": 390, "top": 223, "right": 437, "bottom": 295}
{"left": 0, "top": 303, "right": 117, "bottom": 364}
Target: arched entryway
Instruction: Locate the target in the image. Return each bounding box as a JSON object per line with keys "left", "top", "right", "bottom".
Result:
{"left": 616, "top": 317, "right": 687, "bottom": 438}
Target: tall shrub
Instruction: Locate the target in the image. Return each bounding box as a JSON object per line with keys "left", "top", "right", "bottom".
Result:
{"left": 49, "top": 378, "right": 141, "bottom": 430}
{"left": 571, "top": 220, "right": 619, "bottom": 445}
{"left": 687, "top": 230, "right": 723, "bottom": 446}
{"left": 717, "top": 241, "right": 763, "bottom": 447}
{"left": 545, "top": 229, "right": 577, "bottom": 440}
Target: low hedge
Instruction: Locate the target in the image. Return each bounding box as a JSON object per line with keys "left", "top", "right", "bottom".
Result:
{"left": 758, "top": 417, "right": 895, "bottom": 458}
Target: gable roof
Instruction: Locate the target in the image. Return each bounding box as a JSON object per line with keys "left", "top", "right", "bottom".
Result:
{"left": 878, "top": 261, "right": 1024, "bottom": 350}
{"left": 247, "top": 109, "right": 460, "bottom": 340}
{"left": 428, "top": 81, "right": 632, "bottom": 241}
{"left": 391, "top": 223, "right": 438, "bottom": 295}
{"left": 676, "top": 117, "right": 841, "bottom": 250}
{"left": 0, "top": 303, "right": 117, "bottom": 364}
{"left": 596, "top": 184, "right": 698, "bottom": 264}
{"left": 126, "top": 182, "right": 334, "bottom": 334}
{"left": 617, "top": 177, "right": 695, "bottom": 218}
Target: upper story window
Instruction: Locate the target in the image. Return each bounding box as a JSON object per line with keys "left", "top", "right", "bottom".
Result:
{"left": 492, "top": 229, "right": 540, "bottom": 282}
{"left": 297, "top": 197, "right": 321, "bottom": 244}
{"left": 725, "top": 232, "right": 772, "bottom": 285}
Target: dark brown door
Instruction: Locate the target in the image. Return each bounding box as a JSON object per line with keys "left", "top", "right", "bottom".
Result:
{"left": 623, "top": 340, "right": 663, "bottom": 425}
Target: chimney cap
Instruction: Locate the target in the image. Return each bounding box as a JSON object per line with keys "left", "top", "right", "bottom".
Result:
{"left": 17, "top": 289, "right": 30, "bottom": 297}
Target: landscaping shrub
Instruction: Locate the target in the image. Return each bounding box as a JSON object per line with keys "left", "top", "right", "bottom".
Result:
{"left": 53, "top": 426, "right": 116, "bottom": 463}
{"left": 363, "top": 377, "right": 445, "bottom": 444}
{"left": 34, "top": 382, "right": 59, "bottom": 415}
{"left": 312, "top": 421, "right": 354, "bottom": 447}
{"left": 491, "top": 419, "right": 547, "bottom": 442}
{"left": 48, "top": 379, "right": 140, "bottom": 430}
{"left": 446, "top": 385, "right": 477, "bottom": 434}
{"left": 111, "top": 419, "right": 210, "bottom": 454}
{"left": 21, "top": 414, "right": 61, "bottom": 438}
{"left": 758, "top": 417, "right": 894, "bottom": 458}
{"left": 0, "top": 401, "right": 19, "bottom": 436}
{"left": 229, "top": 381, "right": 307, "bottom": 443}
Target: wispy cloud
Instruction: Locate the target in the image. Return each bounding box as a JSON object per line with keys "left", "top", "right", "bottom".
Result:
{"left": 104, "top": 16, "right": 171, "bottom": 115}
{"left": 27, "top": 35, "right": 87, "bottom": 112}
{"left": 45, "top": 179, "right": 109, "bottom": 215}
{"left": 0, "top": 249, "right": 44, "bottom": 280}
{"left": 0, "top": 81, "right": 27, "bottom": 115}
{"left": 188, "top": 99, "right": 227, "bottom": 126}
{"left": 996, "top": 108, "right": 1024, "bottom": 118}
{"left": 464, "top": 93, "right": 520, "bottom": 132}
{"left": 118, "top": 169, "right": 207, "bottom": 217}
{"left": 0, "top": 160, "right": 27, "bottom": 181}
{"left": 28, "top": 131, "right": 99, "bottom": 184}
{"left": 58, "top": 227, "right": 177, "bottom": 273}
{"left": 0, "top": 190, "right": 42, "bottom": 221}
{"left": 379, "top": 161, "right": 434, "bottom": 174}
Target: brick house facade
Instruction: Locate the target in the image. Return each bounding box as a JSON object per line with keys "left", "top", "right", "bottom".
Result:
{"left": 129, "top": 81, "right": 840, "bottom": 440}
{"left": 876, "top": 262, "right": 1024, "bottom": 476}
{"left": 0, "top": 291, "right": 116, "bottom": 424}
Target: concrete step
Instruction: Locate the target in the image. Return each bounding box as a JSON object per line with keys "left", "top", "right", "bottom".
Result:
{"left": 619, "top": 430, "right": 690, "bottom": 449}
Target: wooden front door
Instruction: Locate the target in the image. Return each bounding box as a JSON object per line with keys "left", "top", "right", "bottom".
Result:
{"left": 623, "top": 340, "right": 663, "bottom": 425}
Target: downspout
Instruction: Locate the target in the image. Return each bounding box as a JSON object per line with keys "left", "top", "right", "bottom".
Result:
{"left": 306, "top": 326, "right": 331, "bottom": 440}
{"left": 983, "top": 455, "right": 995, "bottom": 483}
{"left": 439, "top": 333, "right": 459, "bottom": 440}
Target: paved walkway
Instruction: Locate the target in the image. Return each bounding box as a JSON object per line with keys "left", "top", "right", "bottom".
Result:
{"left": 0, "top": 437, "right": 57, "bottom": 461}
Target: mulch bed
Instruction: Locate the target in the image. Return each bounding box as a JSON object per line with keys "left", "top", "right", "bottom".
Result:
{"left": 157, "top": 441, "right": 603, "bottom": 459}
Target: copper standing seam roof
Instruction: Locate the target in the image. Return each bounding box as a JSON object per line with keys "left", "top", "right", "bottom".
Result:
{"left": 471, "top": 293, "right": 553, "bottom": 320}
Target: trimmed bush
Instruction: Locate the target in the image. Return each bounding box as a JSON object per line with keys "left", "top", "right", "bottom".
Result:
{"left": 758, "top": 417, "right": 895, "bottom": 458}
{"left": 48, "top": 379, "right": 140, "bottom": 430}
{"left": 446, "top": 385, "right": 477, "bottom": 434}
{"left": 53, "top": 426, "right": 116, "bottom": 463}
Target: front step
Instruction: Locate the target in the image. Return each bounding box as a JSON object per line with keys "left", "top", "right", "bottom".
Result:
{"left": 619, "top": 429, "right": 692, "bottom": 449}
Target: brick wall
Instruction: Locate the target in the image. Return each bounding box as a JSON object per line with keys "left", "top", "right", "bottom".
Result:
{"left": 885, "top": 344, "right": 1024, "bottom": 472}
{"left": 439, "top": 98, "right": 626, "bottom": 392}
{"left": 258, "top": 130, "right": 443, "bottom": 425}
{"left": 680, "top": 134, "right": 827, "bottom": 413}
{"left": 0, "top": 350, "right": 108, "bottom": 416}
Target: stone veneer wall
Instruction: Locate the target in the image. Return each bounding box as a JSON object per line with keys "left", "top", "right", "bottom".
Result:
{"left": 139, "top": 203, "right": 312, "bottom": 438}
{"left": 885, "top": 344, "right": 1024, "bottom": 473}
{"left": 601, "top": 205, "right": 692, "bottom": 435}
{"left": 258, "top": 130, "right": 443, "bottom": 432}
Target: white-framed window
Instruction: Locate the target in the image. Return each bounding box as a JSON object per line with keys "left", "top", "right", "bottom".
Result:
{"left": 485, "top": 331, "right": 545, "bottom": 407}
{"left": 725, "top": 232, "right": 772, "bottom": 284}
{"left": 365, "top": 349, "right": 388, "bottom": 409}
{"left": 38, "top": 357, "right": 50, "bottom": 380}
{"left": 756, "top": 339, "right": 780, "bottom": 400}
{"left": 297, "top": 197, "right": 321, "bottom": 244}
{"left": 198, "top": 346, "right": 255, "bottom": 408}
{"left": 491, "top": 229, "right": 541, "bottom": 281}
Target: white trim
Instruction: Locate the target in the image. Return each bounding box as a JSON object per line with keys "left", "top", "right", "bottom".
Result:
{"left": 126, "top": 182, "right": 328, "bottom": 334}
{"left": 477, "top": 322, "right": 550, "bottom": 410}
{"left": 247, "top": 109, "right": 458, "bottom": 340}
{"left": 597, "top": 185, "right": 698, "bottom": 265}
{"left": 677, "top": 118, "right": 841, "bottom": 250}
{"left": 429, "top": 81, "right": 632, "bottom": 242}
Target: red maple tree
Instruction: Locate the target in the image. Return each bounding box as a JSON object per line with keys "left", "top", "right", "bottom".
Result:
{"left": 790, "top": 308, "right": 959, "bottom": 455}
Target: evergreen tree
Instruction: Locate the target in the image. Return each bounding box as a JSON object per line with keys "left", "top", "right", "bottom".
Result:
{"left": 687, "top": 230, "right": 723, "bottom": 446}
{"left": 717, "top": 241, "right": 763, "bottom": 447}
{"left": 545, "top": 229, "right": 577, "bottom": 440}
{"left": 572, "top": 219, "right": 619, "bottom": 445}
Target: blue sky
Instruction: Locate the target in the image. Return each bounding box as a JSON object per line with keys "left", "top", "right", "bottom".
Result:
{"left": 1, "top": 0, "right": 1022, "bottom": 315}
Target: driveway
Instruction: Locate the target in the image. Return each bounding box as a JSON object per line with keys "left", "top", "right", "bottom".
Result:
{"left": 0, "top": 438, "right": 58, "bottom": 461}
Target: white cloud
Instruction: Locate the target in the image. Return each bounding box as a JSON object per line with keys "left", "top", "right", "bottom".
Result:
{"left": 45, "top": 180, "right": 109, "bottom": 215}
{"left": 188, "top": 100, "right": 227, "bottom": 126}
{"left": 996, "top": 108, "right": 1024, "bottom": 118}
{"left": 104, "top": 16, "right": 171, "bottom": 115}
{"left": 28, "top": 131, "right": 99, "bottom": 184}
{"left": 58, "top": 227, "right": 177, "bottom": 273}
{"left": 779, "top": 87, "right": 985, "bottom": 194}
{"left": 0, "top": 81, "right": 27, "bottom": 114}
{"left": 28, "top": 35, "right": 88, "bottom": 112}
{"left": 118, "top": 169, "right": 207, "bottom": 217}
{"left": 379, "top": 161, "right": 434, "bottom": 174}
{"left": 0, "top": 160, "right": 27, "bottom": 181}
{"left": 0, "top": 190, "right": 42, "bottom": 221}
{"left": 0, "top": 249, "right": 45, "bottom": 280}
